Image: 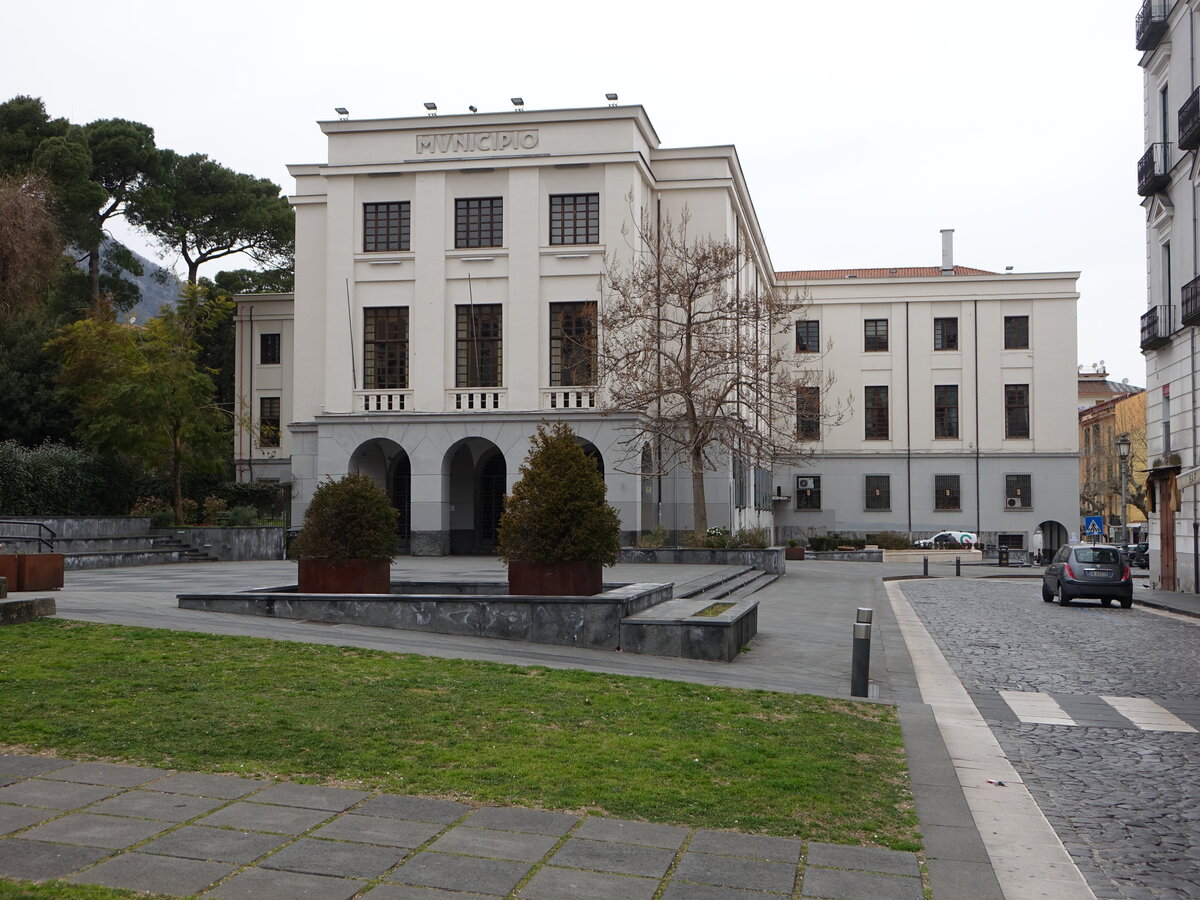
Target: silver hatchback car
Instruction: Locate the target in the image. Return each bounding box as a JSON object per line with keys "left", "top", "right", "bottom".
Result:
{"left": 1042, "top": 543, "right": 1133, "bottom": 608}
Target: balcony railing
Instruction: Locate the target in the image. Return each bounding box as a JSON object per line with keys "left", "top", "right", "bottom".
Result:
{"left": 543, "top": 389, "right": 597, "bottom": 410}
{"left": 1180, "top": 88, "right": 1200, "bottom": 151}
{"left": 1136, "top": 0, "right": 1169, "bottom": 51}
{"left": 355, "top": 390, "right": 411, "bottom": 412}
{"left": 1140, "top": 305, "right": 1173, "bottom": 350}
{"left": 447, "top": 390, "right": 506, "bottom": 410}
{"left": 1138, "top": 143, "right": 1171, "bottom": 195}
{"left": 1183, "top": 275, "right": 1200, "bottom": 326}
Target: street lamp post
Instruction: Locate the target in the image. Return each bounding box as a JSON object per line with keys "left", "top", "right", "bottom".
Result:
{"left": 1116, "top": 434, "right": 1132, "bottom": 546}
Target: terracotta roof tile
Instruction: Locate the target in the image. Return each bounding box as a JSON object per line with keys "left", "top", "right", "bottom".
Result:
{"left": 776, "top": 265, "right": 996, "bottom": 280}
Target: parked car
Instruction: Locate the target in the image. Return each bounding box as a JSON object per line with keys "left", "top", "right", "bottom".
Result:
{"left": 914, "top": 530, "right": 978, "bottom": 549}
{"left": 1124, "top": 542, "right": 1149, "bottom": 569}
{"left": 1042, "top": 544, "right": 1133, "bottom": 608}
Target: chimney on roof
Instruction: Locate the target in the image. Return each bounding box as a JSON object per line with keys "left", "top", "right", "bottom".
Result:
{"left": 940, "top": 229, "right": 954, "bottom": 275}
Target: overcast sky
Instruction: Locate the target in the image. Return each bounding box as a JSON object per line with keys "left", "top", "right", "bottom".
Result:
{"left": 5, "top": 0, "right": 1148, "bottom": 385}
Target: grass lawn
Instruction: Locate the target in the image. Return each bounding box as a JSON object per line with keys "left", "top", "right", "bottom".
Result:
{"left": 0, "top": 619, "right": 919, "bottom": 850}
{"left": 0, "top": 882, "right": 168, "bottom": 899}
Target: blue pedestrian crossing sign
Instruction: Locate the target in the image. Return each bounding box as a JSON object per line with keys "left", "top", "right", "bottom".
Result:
{"left": 1084, "top": 516, "right": 1104, "bottom": 537}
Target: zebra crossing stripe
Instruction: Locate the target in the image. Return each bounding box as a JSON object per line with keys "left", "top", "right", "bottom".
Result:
{"left": 1099, "top": 696, "right": 1199, "bottom": 733}
{"left": 998, "top": 690, "right": 1078, "bottom": 726}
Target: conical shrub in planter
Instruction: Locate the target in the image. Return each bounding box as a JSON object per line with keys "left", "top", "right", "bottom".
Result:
{"left": 498, "top": 422, "right": 621, "bottom": 596}
{"left": 290, "top": 474, "right": 399, "bottom": 594}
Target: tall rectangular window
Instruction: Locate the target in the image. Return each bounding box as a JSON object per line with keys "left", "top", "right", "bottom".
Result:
{"left": 864, "top": 319, "right": 889, "bottom": 351}
{"left": 549, "top": 193, "right": 599, "bottom": 245}
{"left": 796, "top": 386, "right": 821, "bottom": 440}
{"left": 934, "top": 385, "right": 959, "bottom": 439}
{"left": 456, "top": 304, "right": 502, "bottom": 387}
{"left": 933, "top": 317, "right": 958, "bottom": 350}
{"left": 258, "top": 397, "right": 280, "bottom": 448}
{"left": 363, "top": 307, "right": 408, "bottom": 389}
{"left": 363, "top": 201, "right": 410, "bottom": 252}
{"left": 455, "top": 197, "right": 503, "bottom": 248}
{"left": 795, "top": 320, "right": 820, "bottom": 353}
{"left": 935, "top": 474, "right": 961, "bottom": 511}
{"left": 549, "top": 301, "right": 596, "bottom": 386}
{"left": 1005, "top": 474, "right": 1032, "bottom": 508}
{"left": 865, "top": 474, "right": 890, "bottom": 511}
{"left": 796, "top": 475, "right": 821, "bottom": 510}
{"left": 1004, "top": 383, "right": 1030, "bottom": 438}
{"left": 260, "top": 333, "right": 281, "bottom": 365}
{"left": 1003, "top": 315, "right": 1029, "bottom": 349}
{"left": 864, "top": 385, "right": 889, "bottom": 440}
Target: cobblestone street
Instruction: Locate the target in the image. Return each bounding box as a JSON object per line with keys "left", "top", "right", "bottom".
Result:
{"left": 900, "top": 578, "right": 1200, "bottom": 899}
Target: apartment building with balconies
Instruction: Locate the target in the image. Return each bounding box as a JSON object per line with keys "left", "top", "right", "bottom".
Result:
{"left": 1136, "top": 0, "right": 1200, "bottom": 591}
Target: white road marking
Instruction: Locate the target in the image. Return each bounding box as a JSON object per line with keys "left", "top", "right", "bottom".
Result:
{"left": 1100, "top": 696, "right": 1198, "bottom": 733}
{"left": 999, "top": 691, "right": 1078, "bottom": 727}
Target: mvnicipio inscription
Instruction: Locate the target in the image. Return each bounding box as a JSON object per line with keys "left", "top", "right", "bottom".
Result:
{"left": 416, "top": 130, "right": 539, "bottom": 154}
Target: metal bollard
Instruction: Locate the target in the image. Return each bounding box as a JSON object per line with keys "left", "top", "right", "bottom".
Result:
{"left": 851, "top": 609, "right": 872, "bottom": 697}
{"left": 923, "top": 555, "right": 928, "bottom": 577}
{"left": 955, "top": 556, "right": 961, "bottom": 577}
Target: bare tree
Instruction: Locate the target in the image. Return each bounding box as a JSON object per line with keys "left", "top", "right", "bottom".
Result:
{"left": 0, "top": 174, "right": 62, "bottom": 316}
{"left": 598, "top": 205, "right": 837, "bottom": 534}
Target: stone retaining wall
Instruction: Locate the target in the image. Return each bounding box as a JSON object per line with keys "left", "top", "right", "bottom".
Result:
{"left": 619, "top": 546, "right": 785, "bottom": 575}
{"left": 152, "top": 527, "right": 285, "bottom": 561}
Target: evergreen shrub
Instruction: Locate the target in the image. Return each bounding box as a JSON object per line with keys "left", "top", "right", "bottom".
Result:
{"left": 289, "top": 474, "right": 398, "bottom": 562}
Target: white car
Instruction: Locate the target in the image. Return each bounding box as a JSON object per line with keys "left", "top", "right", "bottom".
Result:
{"left": 914, "top": 530, "right": 978, "bottom": 548}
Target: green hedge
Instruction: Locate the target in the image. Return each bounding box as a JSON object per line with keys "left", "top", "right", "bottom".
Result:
{"left": 0, "top": 441, "right": 134, "bottom": 515}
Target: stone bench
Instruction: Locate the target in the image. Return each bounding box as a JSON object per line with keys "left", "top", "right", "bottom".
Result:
{"left": 0, "top": 596, "right": 57, "bottom": 625}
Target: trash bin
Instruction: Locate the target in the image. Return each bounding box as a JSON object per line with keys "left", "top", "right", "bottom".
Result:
{"left": 998, "top": 546, "right": 1009, "bottom": 567}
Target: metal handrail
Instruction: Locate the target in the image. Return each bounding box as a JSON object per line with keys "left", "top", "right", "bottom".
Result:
{"left": 0, "top": 520, "right": 57, "bottom": 552}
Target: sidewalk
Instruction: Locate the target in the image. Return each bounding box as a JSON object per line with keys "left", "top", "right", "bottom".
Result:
{"left": 0, "top": 753, "right": 924, "bottom": 899}
{"left": 0, "top": 558, "right": 1012, "bottom": 898}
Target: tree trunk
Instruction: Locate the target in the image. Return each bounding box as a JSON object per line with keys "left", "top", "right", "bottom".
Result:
{"left": 172, "top": 430, "right": 184, "bottom": 525}
{"left": 87, "top": 246, "right": 101, "bottom": 304}
{"left": 691, "top": 448, "right": 707, "bottom": 536}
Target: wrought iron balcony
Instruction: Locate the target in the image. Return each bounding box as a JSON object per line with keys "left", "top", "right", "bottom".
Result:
{"left": 1136, "top": 0, "right": 1169, "bottom": 51}
{"left": 1140, "top": 305, "right": 1172, "bottom": 351}
{"left": 1138, "top": 143, "right": 1171, "bottom": 195}
{"left": 1183, "top": 275, "right": 1200, "bottom": 326}
{"left": 1180, "top": 88, "right": 1200, "bottom": 151}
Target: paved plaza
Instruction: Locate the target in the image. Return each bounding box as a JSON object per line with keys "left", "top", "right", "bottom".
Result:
{"left": 1, "top": 557, "right": 1197, "bottom": 897}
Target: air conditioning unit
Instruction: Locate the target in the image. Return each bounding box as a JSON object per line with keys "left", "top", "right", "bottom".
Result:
{"left": 1006, "top": 497, "right": 1021, "bottom": 508}
{"left": 797, "top": 477, "right": 815, "bottom": 490}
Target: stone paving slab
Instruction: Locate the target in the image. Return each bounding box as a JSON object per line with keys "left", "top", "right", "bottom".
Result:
{"left": 573, "top": 815, "right": 689, "bottom": 848}
{"left": 0, "top": 803, "right": 57, "bottom": 835}
{"left": 427, "top": 825, "right": 558, "bottom": 862}
{"left": 388, "top": 850, "right": 531, "bottom": 894}
{"left": 806, "top": 842, "right": 922, "bottom": 877}
{"left": 151, "top": 770, "right": 270, "bottom": 799}
{"left": 251, "top": 781, "right": 371, "bottom": 810}
{"left": 520, "top": 864, "right": 661, "bottom": 899}
{"left": 688, "top": 828, "right": 803, "bottom": 863}
{"left": 19, "top": 811, "right": 172, "bottom": 849}
{"left": 0, "top": 754, "right": 74, "bottom": 778}
{"left": 363, "top": 884, "right": 502, "bottom": 899}
{"left": 195, "top": 800, "right": 334, "bottom": 834}
{"left": 139, "top": 824, "right": 289, "bottom": 864}
{"left": 43, "top": 760, "right": 169, "bottom": 786}
{"left": 0, "top": 837, "right": 109, "bottom": 880}
{"left": 86, "top": 788, "right": 226, "bottom": 821}
{"left": 312, "top": 812, "right": 443, "bottom": 847}
{"left": 0, "top": 777, "right": 122, "bottom": 809}
{"left": 356, "top": 793, "right": 469, "bottom": 823}
{"left": 462, "top": 805, "right": 578, "bottom": 835}
{"left": 206, "top": 866, "right": 365, "bottom": 899}
{"left": 673, "top": 850, "right": 798, "bottom": 893}
{"left": 660, "top": 883, "right": 780, "bottom": 899}
{"left": 549, "top": 835, "right": 676, "bottom": 878}
{"left": 66, "top": 850, "right": 233, "bottom": 895}
{"left": 799, "top": 865, "right": 925, "bottom": 900}
{"left": 260, "top": 836, "right": 407, "bottom": 878}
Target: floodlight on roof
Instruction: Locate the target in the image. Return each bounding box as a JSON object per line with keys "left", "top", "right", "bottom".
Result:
{"left": 469, "top": 105, "right": 478, "bottom": 113}
{"left": 511, "top": 97, "right": 524, "bottom": 110}
{"left": 606, "top": 92, "right": 618, "bottom": 106}
{"left": 334, "top": 107, "right": 349, "bottom": 119}
{"left": 424, "top": 102, "right": 437, "bottom": 115}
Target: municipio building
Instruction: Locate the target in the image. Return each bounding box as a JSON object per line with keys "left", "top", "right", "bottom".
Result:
{"left": 233, "top": 103, "right": 1082, "bottom": 556}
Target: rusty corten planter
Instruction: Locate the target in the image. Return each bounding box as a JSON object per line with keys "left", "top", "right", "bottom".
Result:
{"left": 0, "top": 556, "right": 18, "bottom": 591}
{"left": 508, "top": 560, "right": 603, "bottom": 596}
{"left": 297, "top": 559, "right": 390, "bottom": 594}
{"left": 785, "top": 547, "right": 805, "bottom": 561}
{"left": 14, "top": 554, "right": 64, "bottom": 591}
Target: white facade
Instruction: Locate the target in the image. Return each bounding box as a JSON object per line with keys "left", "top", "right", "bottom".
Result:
{"left": 235, "top": 104, "right": 1084, "bottom": 555}
{"left": 234, "top": 105, "right": 775, "bottom": 552}
{"left": 773, "top": 258, "right": 1081, "bottom": 550}
{"left": 1137, "top": 0, "right": 1200, "bottom": 592}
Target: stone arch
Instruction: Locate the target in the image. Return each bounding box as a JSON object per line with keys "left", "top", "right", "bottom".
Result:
{"left": 442, "top": 437, "right": 506, "bottom": 555}
{"left": 349, "top": 438, "right": 411, "bottom": 552}
{"left": 1035, "top": 519, "right": 1069, "bottom": 563}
